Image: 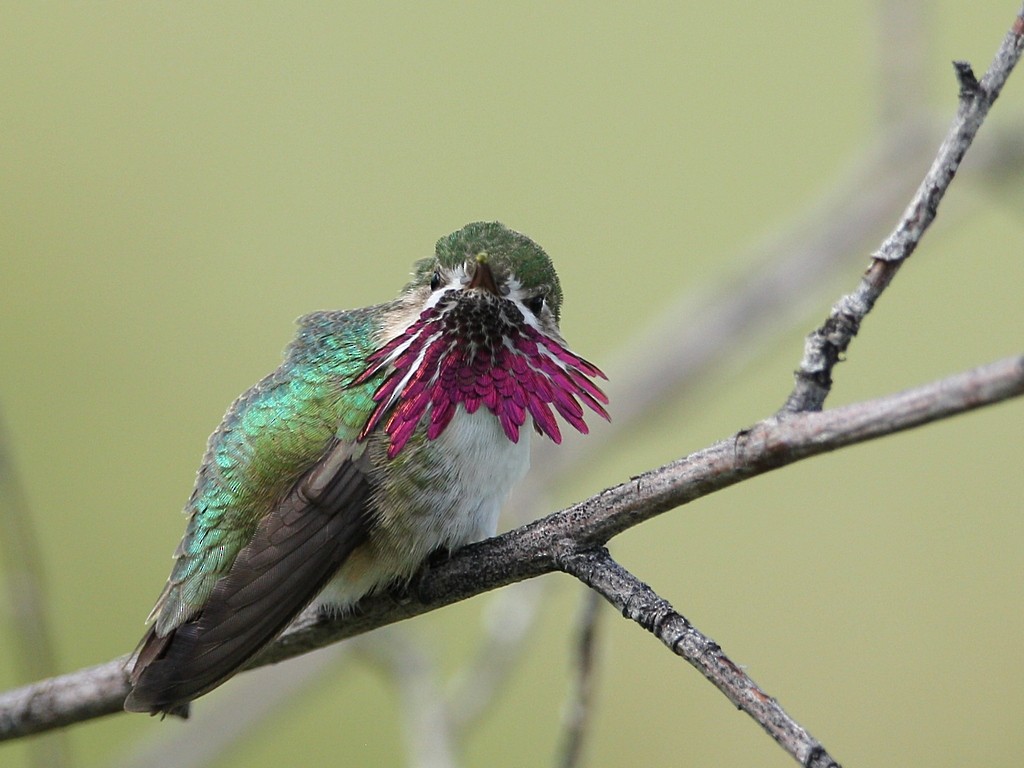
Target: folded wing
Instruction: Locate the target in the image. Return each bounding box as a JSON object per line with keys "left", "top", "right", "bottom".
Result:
{"left": 125, "top": 440, "right": 374, "bottom": 716}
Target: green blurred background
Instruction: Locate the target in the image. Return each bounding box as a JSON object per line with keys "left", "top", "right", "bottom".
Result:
{"left": 2, "top": 2, "right": 1022, "bottom": 766}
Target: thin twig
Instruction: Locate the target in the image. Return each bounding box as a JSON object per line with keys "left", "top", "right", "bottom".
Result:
{"left": 784, "top": 5, "right": 1024, "bottom": 413}
{"left": 1, "top": 353, "right": 1020, "bottom": 741}
{"left": 558, "top": 549, "right": 838, "bottom": 768}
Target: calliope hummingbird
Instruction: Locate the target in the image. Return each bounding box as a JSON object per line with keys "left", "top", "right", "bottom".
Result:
{"left": 125, "top": 221, "right": 608, "bottom": 716}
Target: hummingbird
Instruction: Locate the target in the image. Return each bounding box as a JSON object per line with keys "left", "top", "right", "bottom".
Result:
{"left": 124, "top": 221, "right": 608, "bottom": 717}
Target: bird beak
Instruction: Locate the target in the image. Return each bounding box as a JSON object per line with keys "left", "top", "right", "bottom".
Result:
{"left": 467, "top": 257, "right": 500, "bottom": 295}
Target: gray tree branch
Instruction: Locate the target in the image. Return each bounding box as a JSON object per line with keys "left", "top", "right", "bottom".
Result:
{"left": 1, "top": 353, "right": 1020, "bottom": 744}
{"left": 784, "top": 7, "right": 1024, "bottom": 413}
{"left": 557, "top": 549, "right": 839, "bottom": 768}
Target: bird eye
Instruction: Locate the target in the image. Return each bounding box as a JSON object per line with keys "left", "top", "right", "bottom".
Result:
{"left": 523, "top": 295, "right": 545, "bottom": 315}
{"left": 430, "top": 270, "right": 442, "bottom": 291}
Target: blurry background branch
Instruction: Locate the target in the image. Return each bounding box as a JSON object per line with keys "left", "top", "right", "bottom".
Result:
{"left": 556, "top": 589, "right": 601, "bottom": 768}
{"left": 0, "top": 415, "right": 70, "bottom": 768}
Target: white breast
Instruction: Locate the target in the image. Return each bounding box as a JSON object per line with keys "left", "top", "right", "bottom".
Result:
{"left": 430, "top": 406, "right": 532, "bottom": 543}
{"left": 315, "top": 407, "right": 531, "bottom": 612}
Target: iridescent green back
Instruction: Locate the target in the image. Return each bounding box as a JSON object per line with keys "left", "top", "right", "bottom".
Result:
{"left": 152, "top": 306, "right": 386, "bottom": 634}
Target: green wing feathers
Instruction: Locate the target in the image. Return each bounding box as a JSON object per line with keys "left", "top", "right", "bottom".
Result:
{"left": 126, "top": 441, "right": 376, "bottom": 715}
{"left": 145, "top": 307, "right": 385, "bottom": 637}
